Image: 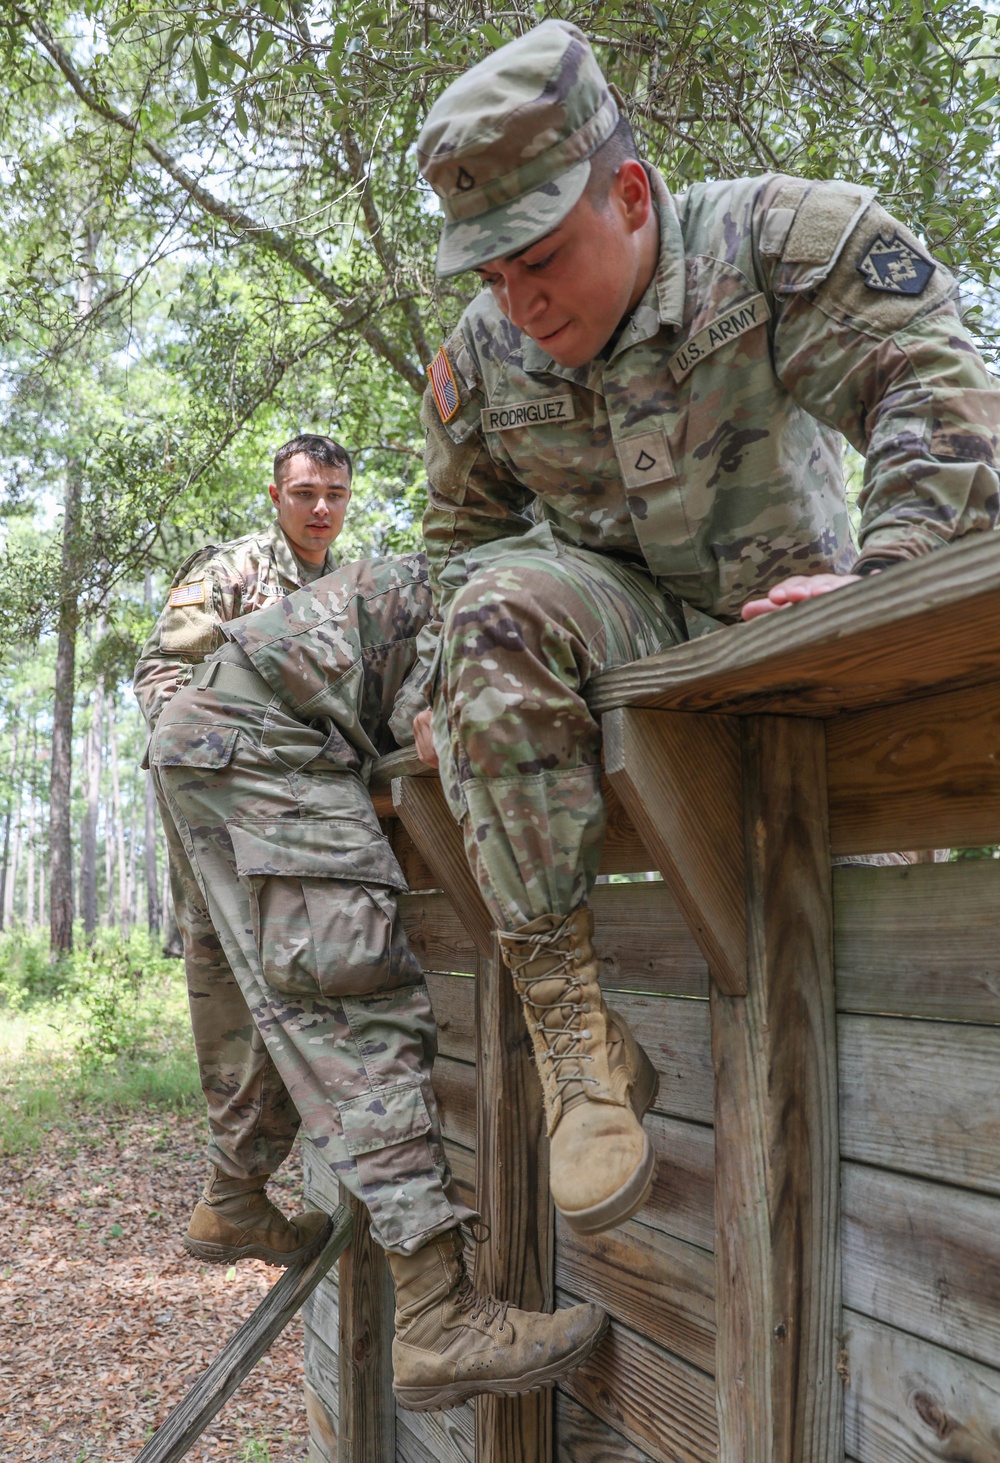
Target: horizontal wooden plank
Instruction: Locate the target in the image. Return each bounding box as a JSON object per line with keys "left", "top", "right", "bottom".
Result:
{"left": 557, "top": 1290, "right": 717, "bottom": 1463}
{"left": 304, "top": 1274, "right": 341, "bottom": 1356}
{"left": 588, "top": 532, "right": 1000, "bottom": 718}
{"left": 833, "top": 861, "right": 1000, "bottom": 1024}
{"left": 304, "top": 1377, "right": 337, "bottom": 1463}
{"left": 840, "top": 1015, "right": 1000, "bottom": 1195}
{"left": 425, "top": 970, "right": 478, "bottom": 1062}
{"left": 389, "top": 817, "right": 440, "bottom": 893}
{"left": 301, "top": 1137, "right": 342, "bottom": 1218}
{"left": 844, "top": 1307, "right": 1000, "bottom": 1463}
{"left": 396, "top": 1400, "right": 475, "bottom": 1463}
{"left": 842, "top": 1163, "right": 1000, "bottom": 1372}
{"left": 433, "top": 1053, "right": 477, "bottom": 1151}
{"left": 827, "top": 681, "right": 1000, "bottom": 855}
{"left": 557, "top": 1217, "right": 715, "bottom": 1374}
{"left": 401, "top": 893, "right": 477, "bottom": 975}
{"left": 556, "top": 1391, "right": 657, "bottom": 1463}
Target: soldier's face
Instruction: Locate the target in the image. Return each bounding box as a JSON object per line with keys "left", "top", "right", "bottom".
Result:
{"left": 269, "top": 455, "right": 352, "bottom": 563}
{"left": 473, "top": 164, "right": 657, "bottom": 367}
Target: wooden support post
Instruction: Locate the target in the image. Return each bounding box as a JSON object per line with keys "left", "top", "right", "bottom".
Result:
{"left": 392, "top": 774, "right": 495, "bottom": 959}
{"left": 712, "top": 715, "right": 843, "bottom": 1463}
{"left": 475, "top": 947, "right": 554, "bottom": 1463}
{"left": 603, "top": 706, "right": 747, "bottom": 995}
{"left": 337, "top": 1190, "right": 396, "bottom": 1463}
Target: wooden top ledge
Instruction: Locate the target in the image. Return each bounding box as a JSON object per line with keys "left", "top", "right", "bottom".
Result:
{"left": 371, "top": 533, "right": 1000, "bottom": 795}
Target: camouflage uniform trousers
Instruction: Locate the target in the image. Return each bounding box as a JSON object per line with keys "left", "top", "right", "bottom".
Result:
{"left": 157, "top": 804, "right": 301, "bottom": 1180}
{"left": 433, "top": 522, "right": 687, "bottom": 930}
{"left": 150, "top": 566, "right": 469, "bottom": 1254}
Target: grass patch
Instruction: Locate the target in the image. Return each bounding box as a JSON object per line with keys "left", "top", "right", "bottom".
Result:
{"left": 0, "top": 926, "right": 201, "bottom": 1157}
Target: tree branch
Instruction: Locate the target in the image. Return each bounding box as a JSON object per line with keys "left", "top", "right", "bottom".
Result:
{"left": 13, "top": 5, "right": 427, "bottom": 395}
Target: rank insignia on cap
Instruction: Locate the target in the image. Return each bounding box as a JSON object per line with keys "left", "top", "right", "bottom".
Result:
{"left": 857, "top": 232, "right": 935, "bottom": 295}
{"left": 428, "top": 347, "right": 460, "bottom": 424}
{"left": 169, "top": 580, "right": 206, "bottom": 607}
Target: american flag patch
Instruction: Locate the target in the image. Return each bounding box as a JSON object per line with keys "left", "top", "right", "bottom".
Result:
{"left": 169, "top": 580, "right": 206, "bottom": 607}
{"left": 428, "top": 347, "right": 460, "bottom": 424}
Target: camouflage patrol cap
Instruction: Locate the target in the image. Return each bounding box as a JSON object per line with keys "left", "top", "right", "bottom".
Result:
{"left": 417, "top": 20, "right": 619, "bottom": 277}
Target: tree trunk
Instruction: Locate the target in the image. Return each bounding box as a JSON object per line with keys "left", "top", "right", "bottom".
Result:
{"left": 25, "top": 746, "right": 35, "bottom": 932}
{"left": 107, "top": 697, "right": 129, "bottom": 936}
{"left": 0, "top": 723, "right": 20, "bottom": 932}
{"left": 145, "top": 773, "right": 160, "bottom": 935}
{"left": 49, "top": 228, "right": 98, "bottom": 955}
{"left": 80, "top": 669, "right": 105, "bottom": 939}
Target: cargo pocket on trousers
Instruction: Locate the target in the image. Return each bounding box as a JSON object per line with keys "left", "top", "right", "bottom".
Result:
{"left": 246, "top": 876, "right": 398, "bottom": 998}
{"left": 339, "top": 1080, "right": 455, "bottom": 1246}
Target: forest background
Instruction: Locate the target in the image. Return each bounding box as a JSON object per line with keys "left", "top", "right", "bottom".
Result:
{"left": 0, "top": 0, "right": 998, "bottom": 966}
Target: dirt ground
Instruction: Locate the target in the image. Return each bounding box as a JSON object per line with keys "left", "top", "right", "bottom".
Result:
{"left": 0, "top": 1106, "right": 317, "bottom": 1462}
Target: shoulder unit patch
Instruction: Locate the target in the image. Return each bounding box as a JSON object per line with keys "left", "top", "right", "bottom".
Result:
{"left": 428, "top": 347, "right": 460, "bottom": 424}
{"left": 857, "top": 232, "right": 935, "bottom": 295}
{"left": 169, "top": 580, "right": 206, "bottom": 608}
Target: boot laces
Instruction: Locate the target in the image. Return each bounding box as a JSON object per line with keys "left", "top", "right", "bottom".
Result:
{"left": 453, "top": 1269, "right": 511, "bottom": 1334}
{"left": 507, "top": 944, "right": 598, "bottom": 1097}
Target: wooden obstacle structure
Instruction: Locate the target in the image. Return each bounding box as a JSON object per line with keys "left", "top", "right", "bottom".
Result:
{"left": 302, "top": 532, "right": 1000, "bottom": 1463}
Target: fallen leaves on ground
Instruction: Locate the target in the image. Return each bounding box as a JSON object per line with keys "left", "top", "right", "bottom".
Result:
{"left": 0, "top": 1105, "right": 316, "bottom": 1462}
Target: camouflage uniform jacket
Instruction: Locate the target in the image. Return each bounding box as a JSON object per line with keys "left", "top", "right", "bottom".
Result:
{"left": 422, "top": 168, "right": 1000, "bottom": 626}
{"left": 134, "top": 520, "right": 337, "bottom": 729}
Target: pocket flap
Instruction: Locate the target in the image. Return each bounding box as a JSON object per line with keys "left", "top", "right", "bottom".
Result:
{"left": 152, "top": 724, "right": 239, "bottom": 769}
{"left": 339, "top": 1080, "right": 432, "bottom": 1158}
{"left": 229, "top": 818, "right": 406, "bottom": 888}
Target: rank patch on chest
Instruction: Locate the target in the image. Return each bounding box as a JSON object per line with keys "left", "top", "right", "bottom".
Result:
{"left": 169, "top": 580, "right": 206, "bottom": 607}
{"left": 615, "top": 427, "right": 675, "bottom": 491}
{"left": 856, "top": 232, "right": 935, "bottom": 295}
{"left": 428, "top": 347, "right": 460, "bottom": 424}
{"left": 669, "top": 293, "right": 772, "bottom": 383}
{"left": 481, "top": 394, "right": 577, "bottom": 434}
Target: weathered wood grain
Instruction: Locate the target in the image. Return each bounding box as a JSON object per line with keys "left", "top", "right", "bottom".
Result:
{"left": 712, "top": 716, "right": 843, "bottom": 1463}
{"left": 396, "top": 1399, "right": 475, "bottom": 1463}
{"left": 432, "top": 1052, "right": 477, "bottom": 1151}
{"left": 388, "top": 817, "right": 439, "bottom": 893}
{"left": 555, "top": 1391, "right": 658, "bottom": 1462}
{"left": 557, "top": 1292, "right": 718, "bottom": 1463}
{"left": 402, "top": 881, "right": 711, "bottom": 996}
{"left": 392, "top": 775, "right": 496, "bottom": 958}
{"left": 304, "top": 1325, "right": 339, "bottom": 1463}
{"left": 833, "top": 861, "right": 1000, "bottom": 1024}
{"left": 133, "top": 1209, "right": 353, "bottom": 1463}
{"left": 475, "top": 948, "right": 554, "bottom": 1463}
{"left": 337, "top": 1190, "right": 395, "bottom": 1463}
{"left": 588, "top": 533, "right": 1000, "bottom": 718}
{"left": 843, "top": 1308, "right": 1000, "bottom": 1463}
{"left": 839, "top": 1014, "right": 1000, "bottom": 1194}
{"left": 557, "top": 1217, "right": 715, "bottom": 1374}
{"left": 827, "top": 682, "right": 1000, "bottom": 855}
{"left": 604, "top": 706, "right": 747, "bottom": 995}
{"left": 304, "top": 1376, "right": 338, "bottom": 1463}
{"left": 842, "top": 1163, "right": 1000, "bottom": 1371}
{"left": 425, "top": 970, "right": 478, "bottom": 1063}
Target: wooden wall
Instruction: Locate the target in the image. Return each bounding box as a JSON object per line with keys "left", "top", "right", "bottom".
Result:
{"left": 302, "top": 842, "right": 1000, "bottom": 1463}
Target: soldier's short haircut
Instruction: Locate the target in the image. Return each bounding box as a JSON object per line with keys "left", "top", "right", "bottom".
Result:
{"left": 273, "top": 434, "right": 353, "bottom": 485}
{"left": 585, "top": 115, "right": 641, "bottom": 210}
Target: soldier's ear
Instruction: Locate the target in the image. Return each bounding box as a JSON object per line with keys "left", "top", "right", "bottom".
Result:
{"left": 614, "top": 159, "right": 652, "bottom": 234}
{"left": 268, "top": 481, "right": 281, "bottom": 508}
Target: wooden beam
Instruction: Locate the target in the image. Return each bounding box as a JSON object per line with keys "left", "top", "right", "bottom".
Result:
{"left": 392, "top": 775, "right": 495, "bottom": 959}
{"left": 589, "top": 533, "right": 1000, "bottom": 718}
{"left": 338, "top": 1190, "right": 396, "bottom": 1463}
{"left": 603, "top": 706, "right": 746, "bottom": 996}
{"left": 826, "top": 679, "right": 1000, "bottom": 855}
{"left": 475, "top": 949, "right": 554, "bottom": 1463}
{"left": 712, "top": 715, "right": 842, "bottom": 1463}
{"left": 133, "top": 1209, "right": 354, "bottom": 1463}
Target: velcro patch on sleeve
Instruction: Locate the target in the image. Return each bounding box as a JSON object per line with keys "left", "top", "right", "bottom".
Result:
{"left": 428, "top": 347, "right": 460, "bottom": 424}
{"left": 169, "top": 580, "right": 206, "bottom": 608}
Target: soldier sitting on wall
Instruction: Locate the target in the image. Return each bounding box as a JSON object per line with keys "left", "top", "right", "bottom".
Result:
{"left": 134, "top": 434, "right": 351, "bottom": 1268}
{"left": 407, "top": 22, "right": 1000, "bottom": 1240}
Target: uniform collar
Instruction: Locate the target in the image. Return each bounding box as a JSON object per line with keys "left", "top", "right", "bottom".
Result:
{"left": 268, "top": 520, "right": 337, "bottom": 586}
{"left": 519, "top": 164, "right": 685, "bottom": 379}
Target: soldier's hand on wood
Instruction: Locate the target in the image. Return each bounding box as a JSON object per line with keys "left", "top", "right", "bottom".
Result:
{"left": 740, "top": 572, "right": 863, "bottom": 621}
{"left": 413, "top": 708, "right": 439, "bottom": 769}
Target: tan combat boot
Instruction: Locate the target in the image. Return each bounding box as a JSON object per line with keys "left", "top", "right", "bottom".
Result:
{"left": 184, "top": 1167, "right": 331, "bottom": 1267}
{"left": 497, "top": 907, "right": 658, "bottom": 1235}
{"left": 387, "top": 1227, "right": 607, "bottom": 1411}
